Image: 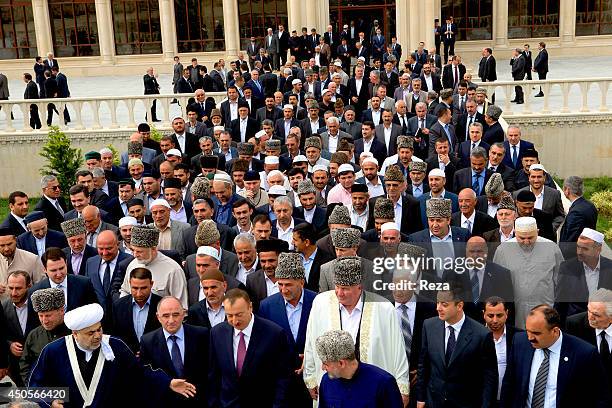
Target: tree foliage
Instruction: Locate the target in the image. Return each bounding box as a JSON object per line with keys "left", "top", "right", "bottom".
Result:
{"left": 39, "top": 126, "right": 83, "bottom": 199}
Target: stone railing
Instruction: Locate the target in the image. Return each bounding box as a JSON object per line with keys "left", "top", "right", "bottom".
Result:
{"left": 477, "top": 77, "right": 611, "bottom": 116}
{"left": 0, "top": 92, "right": 227, "bottom": 134}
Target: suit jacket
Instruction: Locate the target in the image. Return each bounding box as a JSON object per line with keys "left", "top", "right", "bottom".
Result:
{"left": 353, "top": 137, "right": 387, "bottom": 169}
{"left": 367, "top": 195, "right": 423, "bottom": 235}
{"left": 171, "top": 132, "right": 200, "bottom": 162}
{"left": 255, "top": 107, "right": 283, "bottom": 124}
{"left": 17, "top": 229, "right": 67, "bottom": 256}
{"left": 25, "top": 80, "right": 40, "bottom": 100}
{"left": 176, "top": 76, "right": 194, "bottom": 94}
{"left": 428, "top": 121, "right": 457, "bottom": 158}
{"left": 457, "top": 140, "right": 490, "bottom": 169}
{"left": 451, "top": 210, "right": 497, "bottom": 237}
{"left": 274, "top": 117, "right": 301, "bottom": 143}
{"left": 442, "top": 63, "right": 466, "bottom": 89}
{"left": 513, "top": 186, "right": 565, "bottom": 231}
{"left": 502, "top": 140, "right": 535, "bottom": 170}
{"left": 347, "top": 76, "right": 370, "bottom": 112}
{"left": 559, "top": 196, "right": 598, "bottom": 243}
{"left": 120, "top": 147, "right": 157, "bottom": 165}
{"left": 186, "top": 273, "right": 244, "bottom": 308}
{"left": 406, "top": 295, "right": 438, "bottom": 370}
{"left": 482, "top": 55, "right": 497, "bottom": 81}
{"left": 245, "top": 270, "right": 270, "bottom": 310}
{"left": 374, "top": 123, "right": 403, "bottom": 156}
{"left": 407, "top": 226, "right": 470, "bottom": 271}
{"left": 292, "top": 206, "right": 327, "bottom": 235}
{"left": 0, "top": 214, "right": 27, "bottom": 237}
{"left": 483, "top": 121, "right": 505, "bottom": 145}
{"left": 319, "top": 130, "right": 352, "bottom": 152}
{"left": 425, "top": 156, "right": 458, "bottom": 191}
{"left": 63, "top": 245, "right": 98, "bottom": 276}
{"left": 417, "top": 315, "right": 498, "bottom": 407}
{"left": 299, "top": 116, "right": 326, "bottom": 139}
{"left": 452, "top": 168, "right": 494, "bottom": 195}
{"left": 85, "top": 252, "right": 134, "bottom": 312}
{"left": 184, "top": 248, "right": 239, "bottom": 283}
{"left": 110, "top": 293, "right": 161, "bottom": 353}
{"left": 28, "top": 274, "right": 97, "bottom": 315}
{"left": 500, "top": 331, "right": 610, "bottom": 408}
{"left": 209, "top": 316, "right": 291, "bottom": 407}
{"left": 340, "top": 120, "right": 363, "bottom": 141}
{"left": 554, "top": 256, "right": 612, "bottom": 323}
{"left": 419, "top": 74, "right": 443, "bottom": 93}
{"left": 140, "top": 324, "right": 210, "bottom": 407}
{"left": 533, "top": 49, "right": 549, "bottom": 74}
{"left": 417, "top": 191, "right": 460, "bottom": 227}
{"left": 454, "top": 112, "right": 487, "bottom": 144}
{"left": 510, "top": 55, "right": 525, "bottom": 80}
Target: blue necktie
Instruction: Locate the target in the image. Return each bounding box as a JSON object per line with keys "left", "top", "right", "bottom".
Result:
{"left": 512, "top": 145, "right": 518, "bottom": 167}
{"left": 445, "top": 326, "right": 456, "bottom": 364}
{"left": 472, "top": 173, "right": 481, "bottom": 195}
{"left": 470, "top": 270, "right": 480, "bottom": 303}
{"left": 169, "top": 335, "right": 184, "bottom": 377}
{"left": 444, "top": 124, "right": 453, "bottom": 151}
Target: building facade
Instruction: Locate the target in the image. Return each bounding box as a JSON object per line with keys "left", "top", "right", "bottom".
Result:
{"left": 0, "top": 0, "right": 611, "bottom": 76}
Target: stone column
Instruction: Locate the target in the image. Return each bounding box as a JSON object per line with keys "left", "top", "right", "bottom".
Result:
{"left": 94, "top": 0, "right": 115, "bottom": 64}
{"left": 158, "top": 0, "right": 177, "bottom": 61}
{"left": 423, "top": 0, "right": 436, "bottom": 51}
{"left": 287, "top": 0, "right": 301, "bottom": 32}
{"left": 493, "top": 0, "right": 508, "bottom": 47}
{"left": 31, "top": 0, "right": 53, "bottom": 55}
{"left": 222, "top": 0, "right": 241, "bottom": 57}
{"left": 559, "top": 0, "right": 576, "bottom": 44}
{"left": 395, "top": 0, "right": 411, "bottom": 50}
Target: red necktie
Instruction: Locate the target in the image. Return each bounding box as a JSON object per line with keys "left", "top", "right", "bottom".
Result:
{"left": 236, "top": 332, "right": 246, "bottom": 376}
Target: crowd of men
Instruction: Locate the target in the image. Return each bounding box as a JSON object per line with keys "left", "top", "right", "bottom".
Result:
{"left": 0, "top": 17, "right": 609, "bottom": 408}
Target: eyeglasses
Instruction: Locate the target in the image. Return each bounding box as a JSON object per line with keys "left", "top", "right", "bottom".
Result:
{"left": 47, "top": 185, "right": 60, "bottom": 190}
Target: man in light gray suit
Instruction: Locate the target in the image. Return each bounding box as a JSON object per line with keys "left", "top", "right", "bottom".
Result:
{"left": 405, "top": 78, "right": 428, "bottom": 113}
{"left": 340, "top": 107, "right": 362, "bottom": 140}
{"left": 172, "top": 56, "right": 183, "bottom": 95}
{"left": 319, "top": 116, "right": 352, "bottom": 153}
{"left": 375, "top": 110, "right": 403, "bottom": 156}
{"left": 265, "top": 27, "right": 280, "bottom": 70}
{"left": 149, "top": 198, "right": 190, "bottom": 260}
{"left": 318, "top": 228, "right": 375, "bottom": 292}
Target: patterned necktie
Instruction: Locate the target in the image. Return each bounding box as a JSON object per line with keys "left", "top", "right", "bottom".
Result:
{"left": 399, "top": 304, "right": 413, "bottom": 360}
{"left": 55, "top": 200, "right": 64, "bottom": 215}
{"left": 472, "top": 173, "right": 481, "bottom": 195}
{"left": 445, "top": 326, "right": 456, "bottom": 364}
{"left": 531, "top": 348, "right": 551, "bottom": 408}
{"left": 169, "top": 335, "right": 184, "bottom": 377}
{"left": 236, "top": 332, "right": 246, "bottom": 376}
{"left": 470, "top": 269, "right": 479, "bottom": 303}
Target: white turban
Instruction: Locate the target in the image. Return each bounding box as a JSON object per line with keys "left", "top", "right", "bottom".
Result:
{"left": 64, "top": 303, "right": 115, "bottom": 361}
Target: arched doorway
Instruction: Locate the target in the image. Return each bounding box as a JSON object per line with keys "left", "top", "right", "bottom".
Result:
{"left": 329, "top": 0, "right": 396, "bottom": 44}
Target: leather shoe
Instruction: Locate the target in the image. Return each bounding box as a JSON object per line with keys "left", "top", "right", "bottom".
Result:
{"left": 510, "top": 99, "right": 517, "bottom": 103}
{"left": 534, "top": 93, "right": 544, "bottom": 97}
{"left": 516, "top": 101, "right": 524, "bottom": 104}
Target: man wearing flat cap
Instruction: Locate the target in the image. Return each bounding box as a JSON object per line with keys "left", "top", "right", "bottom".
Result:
{"left": 0, "top": 227, "right": 45, "bottom": 296}
{"left": 16, "top": 211, "right": 67, "bottom": 257}
{"left": 119, "top": 225, "right": 189, "bottom": 309}
{"left": 19, "top": 287, "right": 71, "bottom": 383}
{"left": 29, "top": 302, "right": 197, "bottom": 407}
{"left": 316, "top": 330, "right": 404, "bottom": 407}
{"left": 493, "top": 216, "right": 563, "bottom": 328}
{"left": 304, "top": 257, "right": 410, "bottom": 405}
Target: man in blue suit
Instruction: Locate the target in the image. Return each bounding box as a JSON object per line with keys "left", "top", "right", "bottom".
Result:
{"left": 559, "top": 176, "right": 598, "bottom": 245}
{"left": 502, "top": 125, "right": 535, "bottom": 170}
{"left": 16, "top": 211, "right": 67, "bottom": 257}
{"left": 417, "top": 168, "right": 459, "bottom": 227}
{"left": 258, "top": 253, "right": 317, "bottom": 407}
{"left": 453, "top": 146, "right": 494, "bottom": 195}
{"left": 209, "top": 288, "right": 291, "bottom": 407}
{"left": 501, "top": 305, "right": 611, "bottom": 408}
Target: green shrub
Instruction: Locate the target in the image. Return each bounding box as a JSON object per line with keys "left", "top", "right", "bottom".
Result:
{"left": 39, "top": 126, "right": 83, "bottom": 199}
{"left": 591, "top": 191, "right": 612, "bottom": 218}
{"left": 106, "top": 144, "right": 120, "bottom": 166}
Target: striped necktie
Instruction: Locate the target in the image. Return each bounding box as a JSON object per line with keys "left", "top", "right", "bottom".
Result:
{"left": 399, "top": 304, "right": 412, "bottom": 360}
{"left": 531, "top": 348, "right": 551, "bottom": 408}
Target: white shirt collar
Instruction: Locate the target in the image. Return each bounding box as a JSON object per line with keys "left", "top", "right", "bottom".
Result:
{"left": 163, "top": 325, "right": 185, "bottom": 341}
{"left": 445, "top": 312, "right": 466, "bottom": 333}
{"left": 234, "top": 313, "right": 255, "bottom": 338}
{"left": 595, "top": 325, "right": 612, "bottom": 337}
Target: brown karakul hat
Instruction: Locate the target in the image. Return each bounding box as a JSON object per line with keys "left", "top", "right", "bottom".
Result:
{"left": 210, "top": 109, "right": 222, "bottom": 118}
{"left": 305, "top": 136, "right": 322, "bottom": 150}
{"left": 384, "top": 164, "right": 405, "bottom": 183}
{"left": 231, "top": 158, "right": 250, "bottom": 173}
{"left": 373, "top": 198, "right": 395, "bottom": 220}
{"left": 409, "top": 161, "right": 427, "bottom": 173}
{"left": 237, "top": 142, "right": 255, "bottom": 155}
{"left": 61, "top": 218, "right": 86, "bottom": 238}
{"left": 426, "top": 198, "right": 452, "bottom": 218}
{"left": 195, "top": 219, "right": 220, "bottom": 247}
{"left": 131, "top": 225, "right": 160, "bottom": 248}
{"left": 397, "top": 136, "right": 414, "bottom": 150}
{"left": 191, "top": 176, "right": 211, "bottom": 199}
{"left": 497, "top": 195, "right": 517, "bottom": 212}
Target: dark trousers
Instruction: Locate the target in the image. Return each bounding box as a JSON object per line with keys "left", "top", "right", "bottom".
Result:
{"left": 537, "top": 71, "right": 547, "bottom": 94}
{"left": 29, "top": 104, "right": 41, "bottom": 129}
{"left": 514, "top": 81, "right": 524, "bottom": 103}
{"left": 145, "top": 98, "right": 158, "bottom": 121}
{"left": 47, "top": 103, "right": 59, "bottom": 126}
{"left": 443, "top": 39, "right": 455, "bottom": 62}
{"left": 524, "top": 68, "right": 532, "bottom": 80}
{"left": 279, "top": 49, "right": 288, "bottom": 66}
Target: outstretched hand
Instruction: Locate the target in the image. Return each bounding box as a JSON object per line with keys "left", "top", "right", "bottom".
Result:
{"left": 170, "top": 379, "right": 197, "bottom": 398}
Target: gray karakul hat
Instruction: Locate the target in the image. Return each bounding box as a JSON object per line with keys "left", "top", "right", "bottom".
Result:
{"left": 265, "top": 139, "right": 281, "bottom": 150}
{"left": 333, "top": 256, "right": 362, "bottom": 286}
{"left": 396, "top": 242, "right": 426, "bottom": 259}
{"left": 484, "top": 172, "right": 504, "bottom": 197}
{"left": 127, "top": 141, "right": 143, "bottom": 155}
{"left": 426, "top": 198, "right": 452, "bottom": 218}
{"left": 195, "top": 219, "right": 220, "bottom": 247}
{"left": 409, "top": 161, "right": 427, "bottom": 173}
{"left": 486, "top": 104, "right": 502, "bottom": 120}
{"left": 315, "top": 330, "right": 355, "bottom": 362}
{"left": 304, "top": 136, "right": 322, "bottom": 150}
{"left": 61, "top": 218, "right": 86, "bottom": 238}
{"left": 373, "top": 198, "right": 395, "bottom": 220}
{"left": 31, "top": 288, "right": 65, "bottom": 313}
{"left": 237, "top": 142, "right": 255, "bottom": 155}
{"left": 131, "top": 225, "right": 160, "bottom": 248}
{"left": 191, "top": 176, "right": 211, "bottom": 200}
{"left": 396, "top": 136, "right": 414, "bottom": 150}
{"left": 328, "top": 204, "right": 351, "bottom": 225}
{"left": 275, "top": 252, "right": 306, "bottom": 280}
{"left": 497, "top": 195, "right": 517, "bottom": 212}
{"left": 331, "top": 227, "right": 361, "bottom": 248}
{"left": 297, "top": 179, "right": 317, "bottom": 196}
{"left": 384, "top": 164, "right": 405, "bottom": 183}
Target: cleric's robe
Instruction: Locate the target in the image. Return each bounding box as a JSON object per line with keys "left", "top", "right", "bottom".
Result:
{"left": 493, "top": 237, "right": 563, "bottom": 329}
{"left": 29, "top": 335, "right": 171, "bottom": 407}
{"left": 303, "top": 290, "right": 410, "bottom": 396}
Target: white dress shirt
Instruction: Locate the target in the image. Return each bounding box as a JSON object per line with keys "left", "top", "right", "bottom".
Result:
{"left": 328, "top": 133, "right": 338, "bottom": 153}
{"left": 596, "top": 325, "right": 612, "bottom": 353}
{"left": 34, "top": 236, "right": 46, "bottom": 257}
{"left": 530, "top": 187, "right": 544, "bottom": 210}
{"left": 494, "top": 327, "right": 507, "bottom": 400}
{"left": 233, "top": 314, "right": 255, "bottom": 366}
{"left": 461, "top": 211, "right": 476, "bottom": 234}
{"left": 583, "top": 258, "right": 601, "bottom": 296}
{"left": 276, "top": 219, "right": 295, "bottom": 250}
{"left": 355, "top": 78, "right": 363, "bottom": 95}
{"left": 445, "top": 312, "right": 466, "bottom": 350}
{"left": 340, "top": 296, "right": 363, "bottom": 342}
{"left": 175, "top": 133, "right": 186, "bottom": 153}
{"left": 395, "top": 296, "right": 416, "bottom": 335}
{"left": 236, "top": 257, "right": 258, "bottom": 285}
{"left": 393, "top": 198, "right": 403, "bottom": 231}
{"left": 372, "top": 110, "right": 381, "bottom": 125}
{"left": 98, "top": 256, "right": 118, "bottom": 286}
{"left": 526, "top": 332, "right": 562, "bottom": 408}
{"left": 264, "top": 274, "right": 280, "bottom": 297}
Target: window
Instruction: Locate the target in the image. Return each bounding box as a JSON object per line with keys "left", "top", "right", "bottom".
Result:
{"left": 576, "top": 0, "right": 612, "bottom": 36}
{"left": 508, "top": 0, "right": 560, "bottom": 38}
{"left": 175, "top": 0, "right": 225, "bottom": 52}
{"left": 112, "top": 0, "right": 162, "bottom": 54}
{"left": 441, "top": 0, "right": 493, "bottom": 41}
{"left": 48, "top": 0, "right": 99, "bottom": 57}
{"left": 238, "top": 0, "right": 287, "bottom": 49}
{"left": 0, "top": 0, "right": 36, "bottom": 59}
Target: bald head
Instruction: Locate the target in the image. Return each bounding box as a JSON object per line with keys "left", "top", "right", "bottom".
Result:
{"left": 459, "top": 188, "right": 477, "bottom": 199}
{"left": 97, "top": 230, "right": 119, "bottom": 261}
{"left": 458, "top": 188, "right": 477, "bottom": 217}
{"left": 82, "top": 205, "right": 101, "bottom": 234}
{"left": 129, "top": 132, "right": 143, "bottom": 143}
{"left": 466, "top": 235, "right": 488, "bottom": 262}
{"left": 82, "top": 205, "right": 100, "bottom": 219}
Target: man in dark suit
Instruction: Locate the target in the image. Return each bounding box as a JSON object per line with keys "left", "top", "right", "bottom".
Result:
{"left": 292, "top": 222, "right": 332, "bottom": 292}
{"left": 176, "top": 68, "right": 195, "bottom": 94}
{"left": 442, "top": 17, "right": 457, "bottom": 62}
{"left": 186, "top": 268, "right": 230, "bottom": 328}
{"left": 501, "top": 305, "right": 611, "bottom": 408}
{"left": 510, "top": 48, "right": 525, "bottom": 104}
{"left": 230, "top": 103, "right": 259, "bottom": 144}
{"left": 514, "top": 190, "right": 557, "bottom": 242}
{"left": 555, "top": 228, "right": 612, "bottom": 323}
{"left": 111, "top": 267, "right": 161, "bottom": 353}
{"left": 353, "top": 121, "right": 387, "bottom": 166}
{"left": 427, "top": 106, "right": 457, "bottom": 159}
{"left": 533, "top": 42, "right": 549, "bottom": 97}
{"left": 43, "top": 70, "right": 59, "bottom": 126}
{"left": 17, "top": 211, "right": 67, "bottom": 257}
{"left": 51, "top": 66, "right": 70, "bottom": 124}
{"left": 170, "top": 117, "right": 200, "bottom": 163}
{"left": 375, "top": 110, "right": 403, "bottom": 156}
{"left": 482, "top": 104, "right": 505, "bottom": 145}
{"left": 451, "top": 189, "right": 497, "bottom": 236}
{"left": 453, "top": 147, "right": 494, "bottom": 196}
{"left": 455, "top": 99, "right": 488, "bottom": 145}
{"left": 564, "top": 289, "right": 612, "bottom": 389}
{"left": 245, "top": 238, "right": 288, "bottom": 310}
{"left": 347, "top": 65, "right": 370, "bottom": 114}
{"left": 442, "top": 56, "right": 466, "bottom": 90}
{"left": 143, "top": 67, "right": 160, "bottom": 122}
{"left": 292, "top": 184, "right": 327, "bottom": 235}
{"left": 140, "top": 296, "right": 209, "bottom": 407}
{"left": 85, "top": 230, "right": 133, "bottom": 313}
{"left": 28, "top": 247, "right": 97, "bottom": 314}
{"left": 1, "top": 270, "right": 39, "bottom": 385}
{"left": 256, "top": 96, "right": 283, "bottom": 124}
{"left": 502, "top": 127, "right": 535, "bottom": 170}
{"left": 23, "top": 72, "right": 41, "bottom": 129}
{"left": 1, "top": 191, "right": 29, "bottom": 237}
{"left": 559, "top": 177, "right": 598, "bottom": 245}
{"left": 60, "top": 218, "right": 98, "bottom": 276}
{"left": 456, "top": 127, "right": 490, "bottom": 169}
{"left": 209, "top": 289, "right": 291, "bottom": 407}
{"left": 480, "top": 47, "right": 497, "bottom": 82}
{"left": 258, "top": 253, "right": 317, "bottom": 407}
{"left": 417, "top": 284, "right": 498, "bottom": 407}
{"left": 274, "top": 106, "right": 301, "bottom": 144}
